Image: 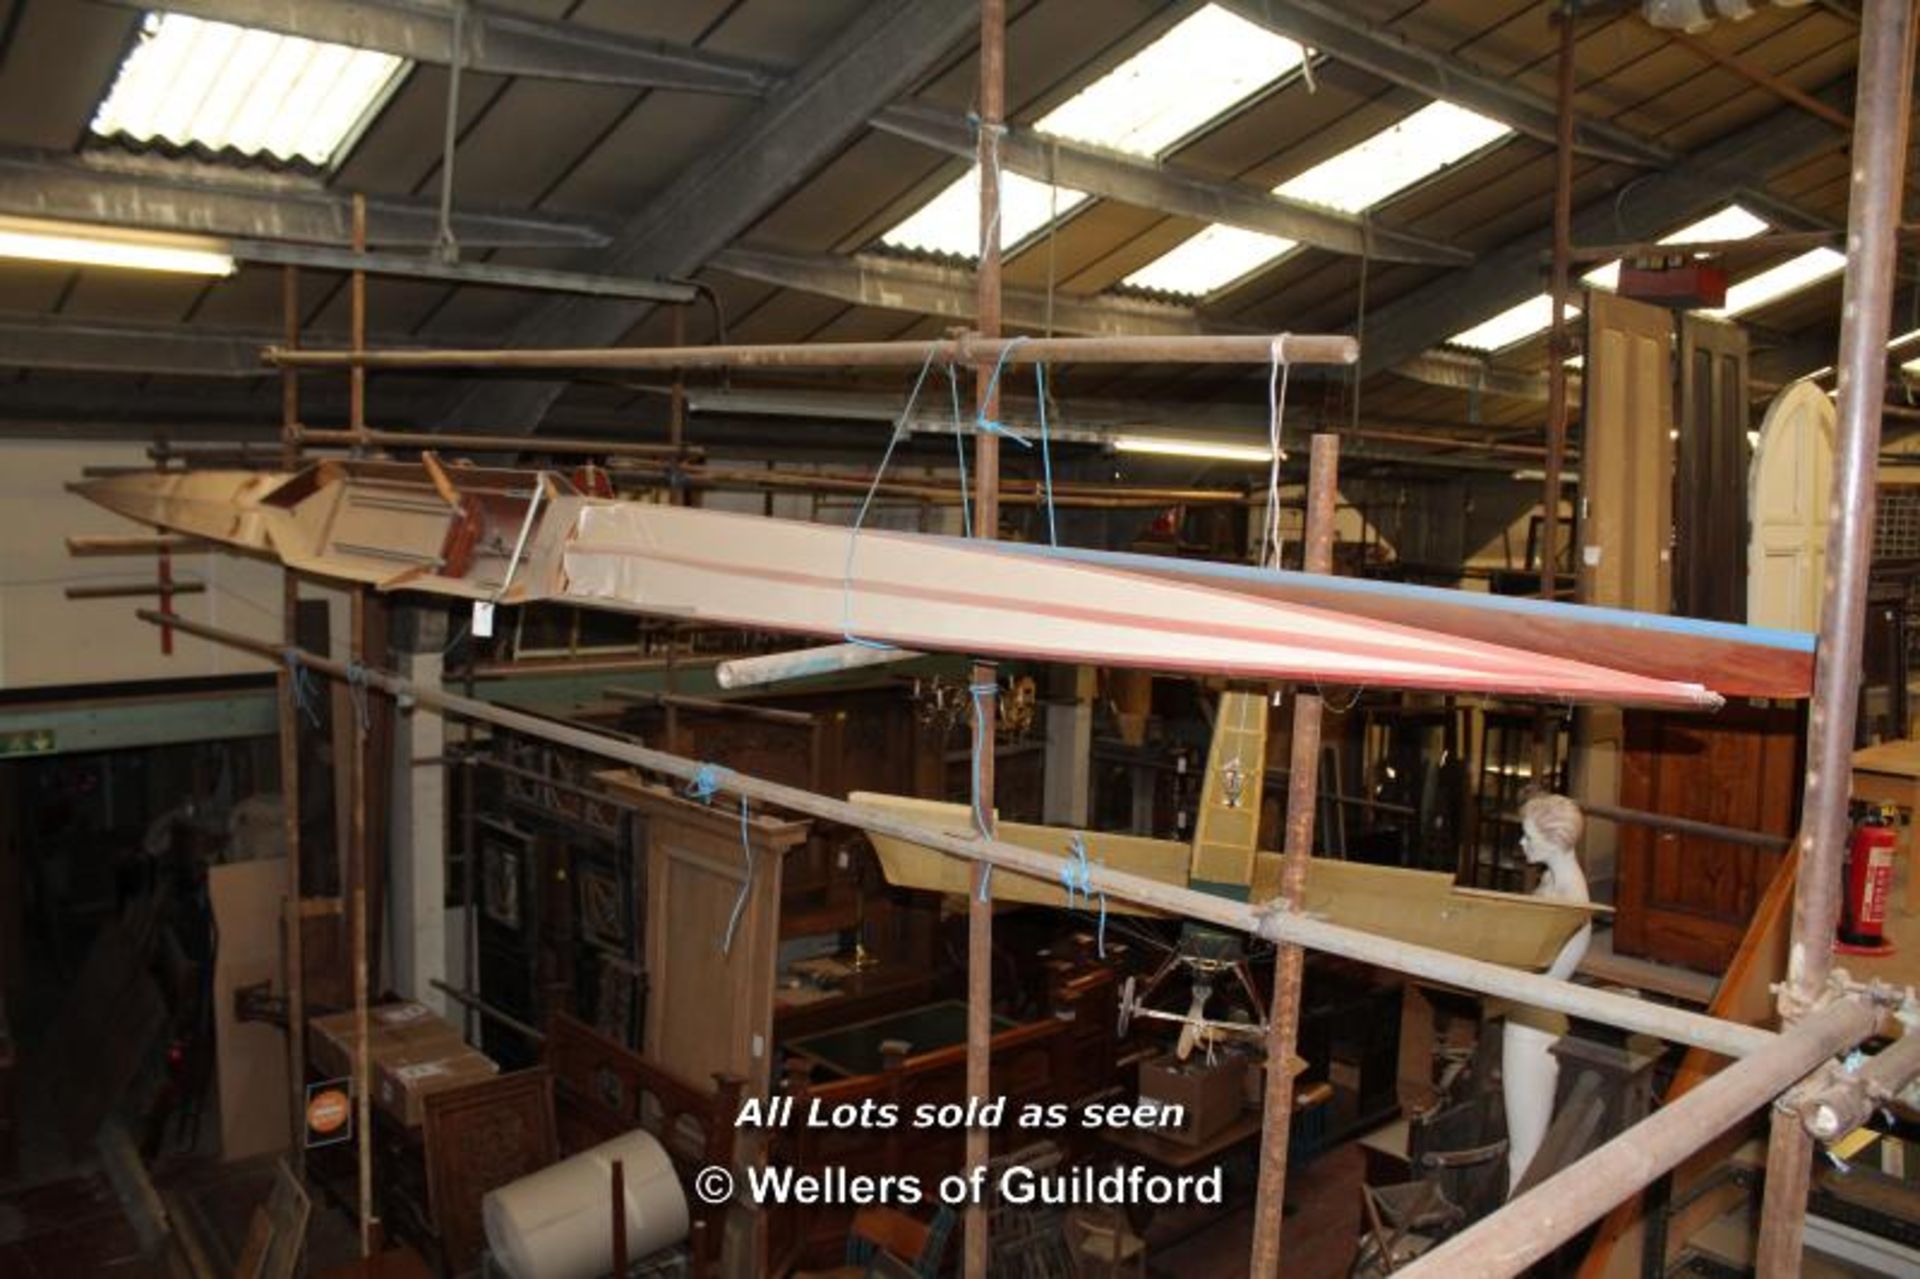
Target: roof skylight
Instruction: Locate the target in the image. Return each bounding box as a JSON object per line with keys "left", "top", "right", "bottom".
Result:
{"left": 1032, "top": 5, "right": 1304, "bottom": 158}
{"left": 1120, "top": 100, "right": 1511, "bottom": 298}
{"left": 880, "top": 168, "right": 1091, "bottom": 259}
{"left": 1706, "top": 247, "right": 1846, "bottom": 318}
{"left": 1449, "top": 295, "right": 1574, "bottom": 353}
{"left": 1276, "top": 102, "right": 1512, "bottom": 215}
{"left": 91, "top": 12, "right": 407, "bottom": 168}
{"left": 879, "top": 5, "right": 1301, "bottom": 261}
{"left": 1123, "top": 225, "right": 1296, "bottom": 297}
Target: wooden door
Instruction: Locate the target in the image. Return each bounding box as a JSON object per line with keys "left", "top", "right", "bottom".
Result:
{"left": 1676, "top": 315, "right": 1750, "bottom": 622}
{"left": 1612, "top": 703, "right": 1802, "bottom": 972}
{"left": 1579, "top": 290, "right": 1674, "bottom": 613}
{"left": 1748, "top": 381, "right": 1835, "bottom": 631}
{"left": 1577, "top": 292, "right": 1676, "bottom": 888}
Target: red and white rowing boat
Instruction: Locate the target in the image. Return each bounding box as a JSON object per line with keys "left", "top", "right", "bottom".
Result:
{"left": 75, "top": 461, "right": 1723, "bottom": 710}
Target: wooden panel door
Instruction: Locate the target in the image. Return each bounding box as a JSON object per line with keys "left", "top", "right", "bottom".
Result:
{"left": 1676, "top": 315, "right": 1750, "bottom": 623}
{"left": 1612, "top": 703, "right": 1803, "bottom": 972}
{"left": 1748, "top": 381, "right": 1835, "bottom": 631}
{"left": 1580, "top": 291, "right": 1674, "bottom": 613}
{"left": 1577, "top": 292, "right": 1676, "bottom": 886}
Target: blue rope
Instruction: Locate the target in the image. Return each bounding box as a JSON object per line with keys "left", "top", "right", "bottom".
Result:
{"left": 968, "top": 679, "right": 1001, "bottom": 901}
{"left": 283, "top": 648, "right": 321, "bottom": 727}
{"left": 682, "top": 763, "right": 755, "bottom": 955}
{"left": 1035, "top": 363, "right": 1058, "bottom": 546}
{"left": 974, "top": 337, "right": 1033, "bottom": 447}
{"left": 684, "top": 762, "right": 725, "bottom": 803}
{"left": 969, "top": 113, "right": 1006, "bottom": 259}
{"left": 722, "top": 796, "right": 755, "bottom": 956}
{"left": 842, "top": 344, "right": 941, "bottom": 649}
{"left": 1059, "top": 833, "right": 1107, "bottom": 957}
{"left": 343, "top": 660, "right": 371, "bottom": 736}
{"left": 1060, "top": 833, "right": 1092, "bottom": 902}
{"left": 948, "top": 364, "right": 972, "bottom": 538}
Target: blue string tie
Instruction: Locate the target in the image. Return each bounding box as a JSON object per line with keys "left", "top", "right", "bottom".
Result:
{"left": 841, "top": 345, "right": 940, "bottom": 648}
{"left": 967, "top": 679, "right": 1002, "bottom": 901}
{"left": 343, "top": 660, "right": 372, "bottom": 737}
{"left": 684, "top": 762, "right": 725, "bottom": 803}
{"left": 683, "top": 763, "right": 755, "bottom": 956}
{"left": 947, "top": 364, "right": 972, "bottom": 538}
{"left": 1035, "top": 362, "right": 1058, "bottom": 547}
{"left": 1058, "top": 833, "right": 1108, "bottom": 957}
{"left": 975, "top": 336, "right": 1033, "bottom": 448}
{"left": 722, "top": 796, "right": 755, "bottom": 957}
{"left": 283, "top": 648, "right": 322, "bottom": 727}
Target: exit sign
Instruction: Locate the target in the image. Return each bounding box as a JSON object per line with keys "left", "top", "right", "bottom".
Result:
{"left": 0, "top": 728, "right": 54, "bottom": 757}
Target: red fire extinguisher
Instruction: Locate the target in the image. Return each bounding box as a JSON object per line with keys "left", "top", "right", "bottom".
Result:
{"left": 1836, "top": 805, "right": 1898, "bottom": 957}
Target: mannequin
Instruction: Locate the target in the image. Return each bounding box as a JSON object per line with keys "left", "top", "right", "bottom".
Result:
{"left": 1500, "top": 794, "right": 1591, "bottom": 1194}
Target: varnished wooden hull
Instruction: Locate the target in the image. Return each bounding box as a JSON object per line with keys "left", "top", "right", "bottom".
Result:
{"left": 850, "top": 793, "right": 1596, "bottom": 972}
{"left": 75, "top": 463, "right": 1724, "bottom": 709}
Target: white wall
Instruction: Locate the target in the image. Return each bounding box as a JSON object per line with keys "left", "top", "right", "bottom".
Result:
{"left": 0, "top": 440, "right": 300, "bottom": 690}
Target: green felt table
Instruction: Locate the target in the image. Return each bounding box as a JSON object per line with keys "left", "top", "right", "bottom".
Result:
{"left": 784, "top": 999, "right": 1015, "bottom": 1077}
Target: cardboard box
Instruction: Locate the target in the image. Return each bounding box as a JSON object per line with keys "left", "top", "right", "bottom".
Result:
{"left": 309, "top": 1001, "right": 465, "bottom": 1083}
{"left": 1137, "top": 1052, "right": 1248, "bottom": 1147}
{"left": 375, "top": 1045, "right": 499, "bottom": 1128}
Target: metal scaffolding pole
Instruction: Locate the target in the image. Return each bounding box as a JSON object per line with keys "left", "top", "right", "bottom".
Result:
{"left": 1248, "top": 432, "right": 1339, "bottom": 1276}
{"left": 137, "top": 609, "right": 1783, "bottom": 1064}
{"left": 1756, "top": 2, "right": 1916, "bottom": 1271}
{"left": 262, "top": 332, "right": 1358, "bottom": 372}
{"left": 964, "top": 4, "right": 1005, "bottom": 1275}
{"left": 1797, "top": 1029, "right": 1920, "bottom": 1139}
{"left": 347, "top": 193, "right": 376, "bottom": 1255}
{"left": 296, "top": 427, "right": 693, "bottom": 459}
{"left": 1400, "top": 995, "right": 1881, "bottom": 1279}
{"left": 1535, "top": 5, "right": 1577, "bottom": 780}
{"left": 277, "top": 263, "right": 307, "bottom": 1168}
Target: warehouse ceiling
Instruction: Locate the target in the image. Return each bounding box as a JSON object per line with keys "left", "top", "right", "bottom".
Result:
{"left": 0, "top": 0, "right": 1897, "bottom": 463}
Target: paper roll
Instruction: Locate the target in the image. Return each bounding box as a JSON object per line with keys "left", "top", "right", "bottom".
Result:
{"left": 484, "top": 1129, "right": 691, "bottom": 1279}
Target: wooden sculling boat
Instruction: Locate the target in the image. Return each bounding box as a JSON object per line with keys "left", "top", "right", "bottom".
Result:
{"left": 975, "top": 541, "right": 1815, "bottom": 700}
{"left": 851, "top": 686, "right": 1599, "bottom": 975}
{"left": 848, "top": 792, "right": 1598, "bottom": 972}
{"left": 74, "top": 460, "right": 1726, "bottom": 709}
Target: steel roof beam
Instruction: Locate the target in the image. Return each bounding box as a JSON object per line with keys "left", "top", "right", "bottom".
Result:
{"left": 712, "top": 245, "right": 1218, "bottom": 338}
{"left": 1354, "top": 92, "right": 1847, "bottom": 376}
{"left": 445, "top": 0, "right": 977, "bottom": 434}
{"left": 0, "top": 147, "right": 612, "bottom": 249}
{"left": 0, "top": 313, "right": 274, "bottom": 378}
{"left": 712, "top": 243, "right": 1562, "bottom": 402}
{"left": 96, "top": 0, "right": 780, "bottom": 95}
{"left": 871, "top": 104, "right": 1470, "bottom": 266}
{"left": 1215, "top": 0, "right": 1673, "bottom": 168}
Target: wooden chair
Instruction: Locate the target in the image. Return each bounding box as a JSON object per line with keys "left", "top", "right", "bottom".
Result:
{"left": 1349, "top": 1138, "right": 1508, "bottom": 1277}
{"left": 1350, "top": 1180, "right": 1458, "bottom": 1276}
{"left": 792, "top": 1205, "right": 957, "bottom": 1279}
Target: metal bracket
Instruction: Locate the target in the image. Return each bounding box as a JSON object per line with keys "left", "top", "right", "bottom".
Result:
{"left": 234, "top": 979, "right": 289, "bottom": 1030}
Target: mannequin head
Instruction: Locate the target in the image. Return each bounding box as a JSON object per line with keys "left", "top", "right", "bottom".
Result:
{"left": 1519, "top": 794, "right": 1583, "bottom": 866}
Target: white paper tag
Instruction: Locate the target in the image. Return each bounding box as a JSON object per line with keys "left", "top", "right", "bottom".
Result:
{"left": 472, "top": 600, "right": 495, "bottom": 637}
{"left": 377, "top": 1002, "right": 431, "bottom": 1024}
{"left": 1582, "top": 545, "right": 1602, "bottom": 567}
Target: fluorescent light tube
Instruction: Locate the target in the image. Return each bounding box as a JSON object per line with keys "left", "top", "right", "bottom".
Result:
{"left": 1114, "top": 435, "right": 1274, "bottom": 463}
{"left": 0, "top": 217, "right": 233, "bottom": 276}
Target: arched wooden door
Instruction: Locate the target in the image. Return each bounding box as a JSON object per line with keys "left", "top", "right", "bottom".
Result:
{"left": 1747, "top": 380, "right": 1835, "bottom": 631}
